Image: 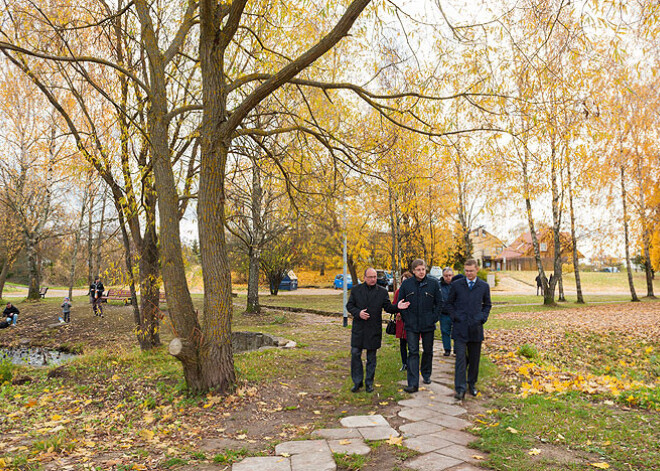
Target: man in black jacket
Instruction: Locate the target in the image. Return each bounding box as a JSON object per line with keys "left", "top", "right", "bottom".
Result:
{"left": 446, "top": 259, "right": 492, "bottom": 400}
{"left": 397, "top": 259, "right": 443, "bottom": 393}
{"left": 346, "top": 267, "right": 409, "bottom": 393}
{"left": 3, "top": 302, "right": 19, "bottom": 326}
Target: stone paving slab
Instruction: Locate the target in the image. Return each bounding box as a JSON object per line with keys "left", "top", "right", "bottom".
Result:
{"left": 404, "top": 451, "right": 463, "bottom": 471}
{"left": 398, "top": 399, "right": 467, "bottom": 417}
{"left": 357, "top": 425, "right": 399, "bottom": 440}
{"left": 425, "top": 414, "right": 473, "bottom": 430}
{"left": 398, "top": 407, "right": 441, "bottom": 422}
{"left": 290, "top": 452, "right": 335, "bottom": 471}
{"left": 446, "top": 464, "right": 484, "bottom": 471}
{"left": 339, "top": 414, "right": 389, "bottom": 428}
{"left": 399, "top": 421, "right": 445, "bottom": 437}
{"left": 232, "top": 456, "right": 291, "bottom": 471}
{"left": 403, "top": 434, "right": 454, "bottom": 453}
{"left": 431, "top": 429, "right": 477, "bottom": 446}
{"left": 327, "top": 438, "right": 371, "bottom": 455}
{"left": 311, "top": 428, "right": 361, "bottom": 440}
{"left": 436, "top": 444, "right": 486, "bottom": 464}
{"left": 275, "top": 439, "right": 331, "bottom": 456}
{"left": 421, "top": 382, "right": 456, "bottom": 396}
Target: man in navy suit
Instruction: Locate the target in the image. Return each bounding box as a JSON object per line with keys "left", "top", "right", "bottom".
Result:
{"left": 446, "top": 259, "right": 492, "bottom": 400}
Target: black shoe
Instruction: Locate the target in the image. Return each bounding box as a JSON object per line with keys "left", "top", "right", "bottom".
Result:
{"left": 350, "top": 383, "right": 363, "bottom": 393}
{"left": 422, "top": 377, "right": 432, "bottom": 385}
{"left": 468, "top": 385, "right": 478, "bottom": 397}
{"left": 365, "top": 385, "right": 374, "bottom": 393}
{"left": 454, "top": 390, "right": 465, "bottom": 400}
{"left": 399, "top": 364, "right": 407, "bottom": 371}
{"left": 403, "top": 385, "right": 418, "bottom": 393}
{"left": 443, "top": 350, "right": 451, "bottom": 356}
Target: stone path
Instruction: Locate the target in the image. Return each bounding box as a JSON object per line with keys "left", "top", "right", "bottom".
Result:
{"left": 231, "top": 344, "right": 487, "bottom": 470}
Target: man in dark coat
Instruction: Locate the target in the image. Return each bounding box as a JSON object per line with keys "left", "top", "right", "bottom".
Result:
{"left": 397, "top": 259, "right": 443, "bottom": 393}
{"left": 89, "top": 277, "right": 104, "bottom": 317}
{"left": 439, "top": 268, "right": 464, "bottom": 356}
{"left": 446, "top": 259, "right": 492, "bottom": 400}
{"left": 346, "top": 267, "right": 409, "bottom": 393}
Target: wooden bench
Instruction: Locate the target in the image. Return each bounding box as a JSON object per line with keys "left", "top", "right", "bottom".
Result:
{"left": 39, "top": 287, "right": 48, "bottom": 298}
{"left": 102, "top": 288, "right": 133, "bottom": 305}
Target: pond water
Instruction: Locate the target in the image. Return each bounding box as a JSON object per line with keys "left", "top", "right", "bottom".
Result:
{"left": 0, "top": 347, "right": 79, "bottom": 366}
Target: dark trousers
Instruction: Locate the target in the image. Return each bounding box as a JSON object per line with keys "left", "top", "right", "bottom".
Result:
{"left": 399, "top": 338, "right": 408, "bottom": 366}
{"left": 454, "top": 340, "right": 482, "bottom": 393}
{"left": 406, "top": 330, "right": 434, "bottom": 388}
{"left": 63, "top": 311, "right": 70, "bottom": 323}
{"left": 93, "top": 298, "right": 103, "bottom": 316}
{"left": 439, "top": 314, "right": 452, "bottom": 352}
{"left": 351, "top": 347, "right": 377, "bottom": 387}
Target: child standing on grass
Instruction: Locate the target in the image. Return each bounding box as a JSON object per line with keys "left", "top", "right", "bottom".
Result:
{"left": 61, "top": 297, "right": 72, "bottom": 323}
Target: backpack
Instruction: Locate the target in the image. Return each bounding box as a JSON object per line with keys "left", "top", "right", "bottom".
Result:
{"left": 0, "top": 319, "right": 10, "bottom": 329}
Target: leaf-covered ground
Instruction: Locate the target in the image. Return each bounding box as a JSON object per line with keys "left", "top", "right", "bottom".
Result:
{"left": 476, "top": 300, "right": 660, "bottom": 470}
{"left": 0, "top": 298, "right": 409, "bottom": 470}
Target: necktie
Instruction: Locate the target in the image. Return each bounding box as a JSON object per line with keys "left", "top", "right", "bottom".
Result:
{"left": 468, "top": 280, "right": 474, "bottom": 290}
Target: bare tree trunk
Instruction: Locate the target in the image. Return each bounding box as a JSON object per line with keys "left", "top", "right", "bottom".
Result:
{"left": 0, "top": 247, "right": 20, "bottom": 300}
{"left": 522, "top": 150, "right": 550, "bottom": 304}
{"left": 550, "top": 141, "right": 564, "bottom": 303}
{"left": 566, "top": 155, "right": 584, "bottom": 303}
{"left": 0, "top": 261, "right": 9, "bottom": 300}
{"left": 87, "top": 190, "right": 94, "bottom": 284}
{"left": 25, "top": 237, "right": 41, "bottom": 300}
{"left": 635, "top": 155, "right": 655, "bottom": 298}
{"left": 246, "top": 162, "right": 263, "bottom": 314}
{"left": 388, "top": 187, "right": 398, "bottom": 291}
{"left": 68, "top": 191, "right": 88, "bottom": 300}
{"left": 95, "top": 192, "right": 106, "bottom": 277}
{"left": 347, "top": 253, "right": 359, "bottom": 286}
{"left": 620, "top": 164, "right": 639, "bottom": 302}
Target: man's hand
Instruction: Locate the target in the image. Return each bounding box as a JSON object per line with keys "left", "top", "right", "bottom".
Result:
{"left": 359, "top": 309, "right": 370, "bottom": 320}
{"left": 397, "top": 300, "right": 410, "bottom": 310}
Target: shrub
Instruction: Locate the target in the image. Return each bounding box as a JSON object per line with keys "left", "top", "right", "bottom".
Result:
{"left": 0, "top": 358, "right": 14, "bottom": 384}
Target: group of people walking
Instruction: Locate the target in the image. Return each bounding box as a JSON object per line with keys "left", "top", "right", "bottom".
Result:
{"left": 347, "top": 258, "right": 492, "bottom": 401}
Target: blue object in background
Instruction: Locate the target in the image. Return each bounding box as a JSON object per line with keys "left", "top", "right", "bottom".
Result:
{"left": 333, "top": 274, "right": 353, "bottom": 290}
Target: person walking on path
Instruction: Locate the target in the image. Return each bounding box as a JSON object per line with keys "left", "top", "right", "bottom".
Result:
{"left": 535, "top": 274, "right": 542, "bottom": 296}
{"left": 393, "top": 271, "right": 413, "bottom": 371}
{"left": 3, "top": 302, "right": 19, "bottom": 326}
{"left": 439, "top": 267, "right": 464, "bottom": 356}
{"left": 89, "top": 277, "right": 104, "bottom": 318}
{"left": 446, "top": 259, "right": 492, "bottom": 400}
{"left": 61, "top": 297, "right": 72, "bottom": 323}
{"left": 347, "top": 267, "right": 410, "bottom": 393}
{"left": 397, "top": 259, "right": 443, "bottom": 393}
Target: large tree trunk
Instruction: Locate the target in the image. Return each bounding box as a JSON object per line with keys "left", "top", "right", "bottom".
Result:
{"left": 566, "top": 155, "right": 584, "bottom": 303}
{"left": 620, "top": 165, "right": 639, "bottom": 302}
{"left": 134, "top": 0, "right": 201, "bottom": 389}
{"left": 0, "top": 260, "right": 11, "bottom": 300}
{"left": 138, "top": 219, "right": 161, "bottom": 349}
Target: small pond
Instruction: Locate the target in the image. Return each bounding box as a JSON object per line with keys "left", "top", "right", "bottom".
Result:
{"left": 0, "top": 347, "right": 79, "bottom": 367}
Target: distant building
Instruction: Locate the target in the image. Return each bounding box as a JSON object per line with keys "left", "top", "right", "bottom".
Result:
{"left": 492, "top": 228, "right": 583, "bottom": 271}
{"left": 470, "top": 226, "right": 507, "bottom": 269}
